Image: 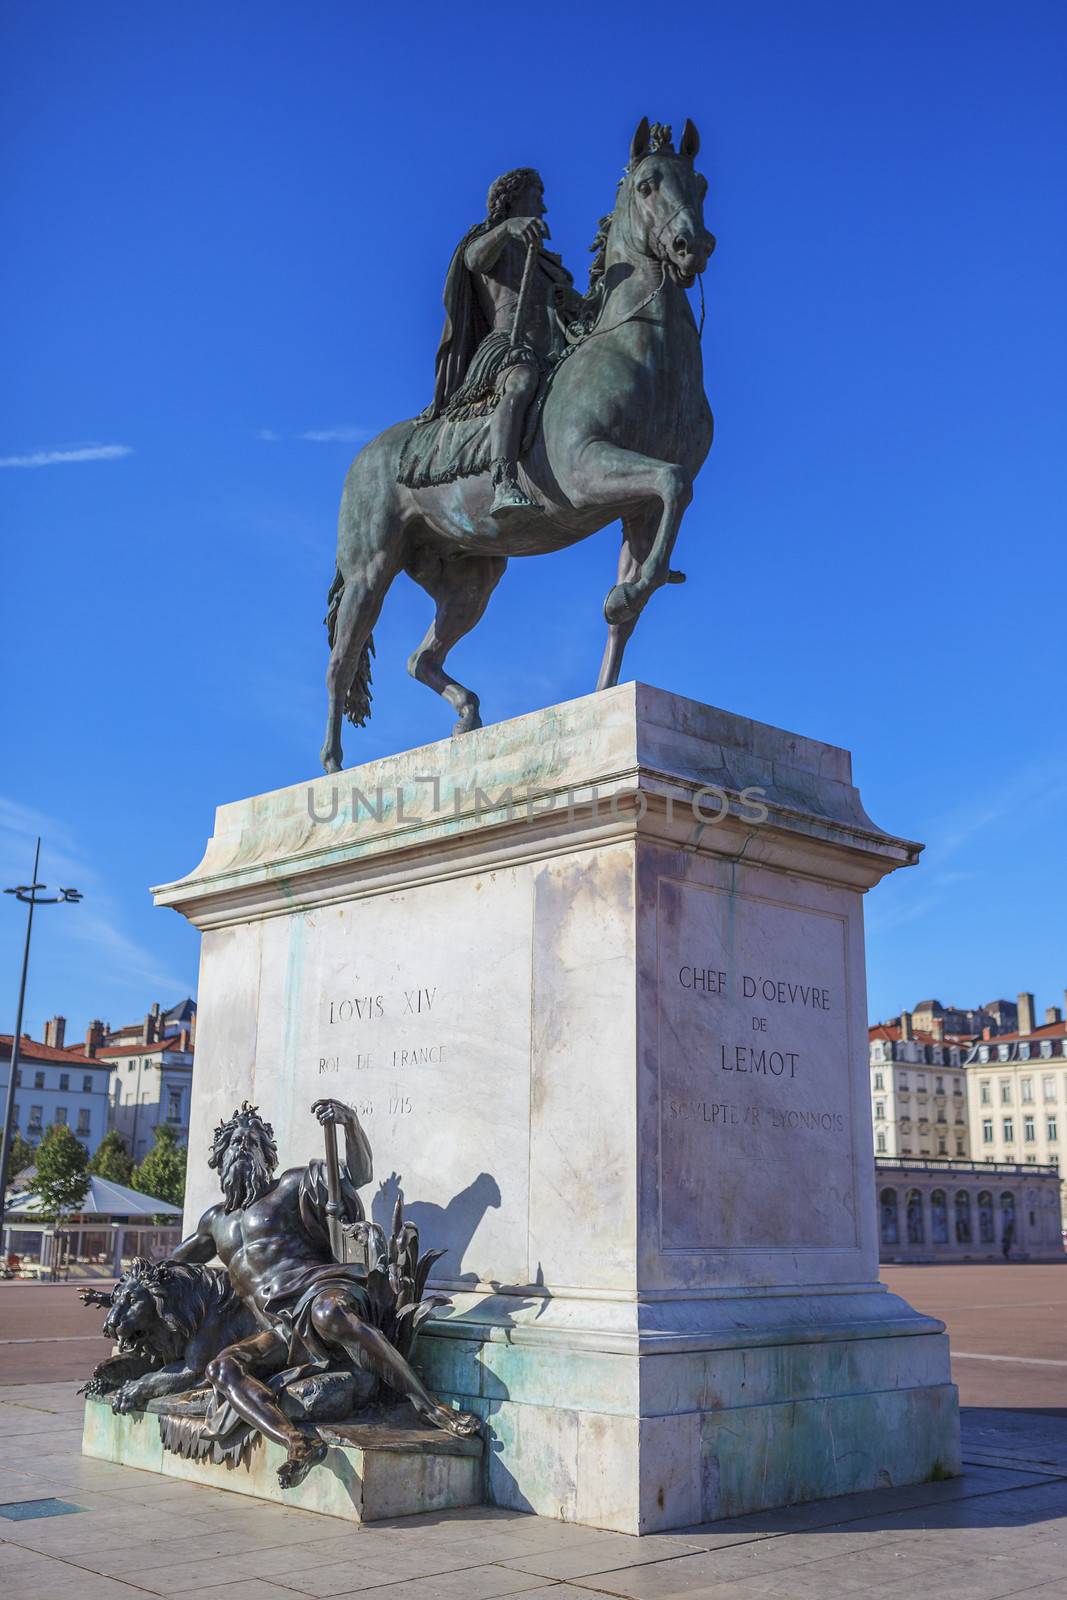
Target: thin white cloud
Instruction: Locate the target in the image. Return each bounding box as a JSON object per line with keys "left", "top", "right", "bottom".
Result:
{"left": 256, "top": 428, "right": 280, "bottom": 443}
{"left": 299, "top": 425, "right": 369, "bottom": 444}
{"left": 0, "top": 443, "right": 132, "bottom": 469}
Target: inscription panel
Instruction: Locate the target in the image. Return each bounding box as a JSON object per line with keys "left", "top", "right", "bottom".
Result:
{"left": 657, "top": 877, "right": 856, "bottom": 1251}
{"left": 266, "top": 870, "right": 533, "bottom": 1287}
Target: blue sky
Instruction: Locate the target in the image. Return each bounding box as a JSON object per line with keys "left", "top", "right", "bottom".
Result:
{"left": 2, "top": 0, "right": 1064, "bottom": 1040}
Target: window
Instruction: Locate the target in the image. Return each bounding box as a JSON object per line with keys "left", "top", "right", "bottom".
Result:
{"left": 880, "top": 1189, "right": 899, "bottom": 1246}
{"left": 898, "top": 1074, "right": 909, "bottom": 1089}
{"left": 980, "top": 1080, "right": 991, "bottom": 1105}
{"left": 128, "top": 1063, "right": 136, "bottom": 1073}
{"left": 955, "top": 1191, "right": 972, "bottom": 1243}
{"left": 1003, "top": 1117, "right": 1015, "bottom": 1142}
{"left": 917, "top": 1074, "right": 927, "bottom": 1090}
{"left": 1048, "top": 1116, "right": 1058, "bottom": 1142}
{"left": 1001, "top": 1191, "right": 1016, "bottom": 1239}
{"left": 998, "top": 1045, "right": 1011, "bottom": 1063}
{"left": 935, "top": 1076, "right": 944, "bottom": 1093}
{"left": 1024, "top": 1116, "right": 1036, "bottom": 1143}
{"left": 76, "top": 1108, "right": 90, "bottom": 1135}
{"left": 82, "top": 1074, "right": 92, "bottom": 1093}
{"left": 1000, "top": 1080, "right": 1012, "bottom": 1105}
{"left": 906, "top": 1189, "right": 924, "bottom": 1244}
{"left": 167, "top": 1088, "right": 182, "bottom": 1122}
{"left": 979, "top": 1046, "right": 990, "bottom": 1063}
{"left": 956, "top": 1139, "right": 966, "bottom": 1156}
{"left": 876, "top": 1132, "right": 887, "bottom": 1152}
{"left": 34, "top": 1071, "right": 45, "bottom": 1089}
{"left": 875, "top": 1101, "right": 886, "bottom": 1120}
{"left": 1020, "top": 1043, "right": 1031, "bottom": 1061}
{"left": 28, "top": 1105, "right": 42, "bottom": 1129}
{"left": 59, "top": 1072, "right": 69, "bottom": 1091}
{"left": 982, "top": 1119, "right": 994, "bottom": 1144}
{"left": 1041, "top": 1041, "right": 1053, "bottom": 1059}
{"left": 873, "top": 1071, "right": 884, "bottom": 1090}
{"left": 938, "top": 1137, "right": 947, "bottom": 1154}
{"left": 978, "top": 1190, "right": 995, "bottom": 1242}
{"left": 1022, "top": 1078, "right": 1034, "bottom": 1103}
{"left": 954, "top": 1077, "right": 962, "bottom": 1092}
{"left": 1044, "top": 1076, "right": 1057, "bottom": 1102}
{"left": 55, "top": 1106, "right": 67, "bottom": 1125}
{"left": 931, "top": 1189, "right": 948, "bottom": 1243}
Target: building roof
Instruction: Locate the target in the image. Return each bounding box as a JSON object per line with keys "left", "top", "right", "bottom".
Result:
{"left": 93, "top": 1038, "right": 189, "bottom": 1058}
{"left": 969, "top": 1020, "right": 1067, "bottom": 1047}
{"left": 0, "top": 1034, "right": 107, "bottom": 1068}
{"left": 164, "top": 998, "right": 197, "bottom": 1023}
{"left": 6, "top": 1173, "right": 182, "bottom": 1219}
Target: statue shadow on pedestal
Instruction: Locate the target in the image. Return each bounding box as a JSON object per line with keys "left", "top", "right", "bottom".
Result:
{"left": 371, "top": 1170, "right": 502, "bottom": 1286}
{"left": 370, "top": 1172, "right": 550, "bottom": 1516}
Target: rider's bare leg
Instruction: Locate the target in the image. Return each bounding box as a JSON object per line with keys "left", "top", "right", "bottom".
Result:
{"left": 206, "top": 1331, "right": 327, "bottom": 1489}
{"left": 310, "top": 1288, "right": 480, "bottom": 1438}
{"left": 406, "top": 550, "right": 507, "bottom": 733}
{"left": 489, "top": 362, "right": 538, "bottom": 516}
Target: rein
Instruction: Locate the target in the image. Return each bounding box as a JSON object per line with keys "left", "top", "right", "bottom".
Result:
{"left": 574, "top": 174, "right": 705, "bottom": 346}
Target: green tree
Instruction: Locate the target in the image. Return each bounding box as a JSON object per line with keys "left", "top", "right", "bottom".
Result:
{"left": 34, "top": 1124, "right": 91, "bottom": 1276}
{"left": 133, "top": 1124, "right": 187, "bottom": 1209}
{"left": 33, "top": 1124, "right": 90, "bottom": 1222}
{"left": 89, "top": 1128, "right": 134, "bottom": 1185}
{"left": 2, "top": 1131, "right": 35, "bottom": 1184}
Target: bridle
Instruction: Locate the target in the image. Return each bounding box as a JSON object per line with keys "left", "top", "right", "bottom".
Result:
{"left": 579, "top": 172, "right": 706, "bottom": 343}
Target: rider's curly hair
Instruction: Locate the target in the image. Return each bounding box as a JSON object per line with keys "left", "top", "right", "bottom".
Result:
{"left": 487, "top": 167, "right": 542, "bottom": 224}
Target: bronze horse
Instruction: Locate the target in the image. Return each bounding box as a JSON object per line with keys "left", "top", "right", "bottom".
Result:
{"left": 321, "top": 117, "right": 714, "bottom": 774}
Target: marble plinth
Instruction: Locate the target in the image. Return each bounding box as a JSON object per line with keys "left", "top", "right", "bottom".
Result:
{"left": 150, "top": 682, "right": 959, "bottom": 1532}
{"left": 82, "top": 1397, "right": 483, "bottom": 1520}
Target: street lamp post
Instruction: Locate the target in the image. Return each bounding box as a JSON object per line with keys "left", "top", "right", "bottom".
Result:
{"left": 0, "top": 838, "right": 82, "bottom": 1243}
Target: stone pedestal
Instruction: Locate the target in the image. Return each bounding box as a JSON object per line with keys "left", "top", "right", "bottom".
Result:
{"left": 82, "top": 1398, "right": 483, "bottom": 1521}
{"left": 153, "top": 683, "right": 959, "bottom": 1533}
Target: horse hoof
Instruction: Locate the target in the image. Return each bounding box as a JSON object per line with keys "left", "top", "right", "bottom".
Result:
{"left": 321, "top": 750, "right": 342, "bottom": 775}
{"left": 453, "top": 704, "right": 482, "bottom": 736}
{"left": 667, "top": 569, "right": 687, "bottom": 585}
{"left": 604, "top": 582, "right": 639, "bottom": 626}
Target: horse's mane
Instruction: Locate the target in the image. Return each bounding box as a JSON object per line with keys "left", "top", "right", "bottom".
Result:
{"left": 586, "top": 178, "right": 625, "bottom": 300}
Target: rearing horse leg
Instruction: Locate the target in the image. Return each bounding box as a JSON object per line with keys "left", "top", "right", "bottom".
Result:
{"left": 406, "top": 550, "right": 507, "bottom": 733}
{"left": 577, "top": 443, "right": 693, "bottom": 626}
{"left": 321, "top": 548, "right": 400, "bottom": 774}
{"left": 597, "top": 510, "right": 657, "bottom": 690}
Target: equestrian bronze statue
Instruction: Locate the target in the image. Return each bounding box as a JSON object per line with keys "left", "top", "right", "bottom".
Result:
{"left": 321, "top": 117, "right": 714, "bottom": 773}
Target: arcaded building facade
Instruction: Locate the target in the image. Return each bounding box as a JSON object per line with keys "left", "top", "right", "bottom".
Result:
{"left": 876, "top": 1157, "right": 1063, "bottom": 1262}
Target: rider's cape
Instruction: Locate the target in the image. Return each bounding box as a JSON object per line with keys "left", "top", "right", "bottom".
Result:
{"left": 426, "top": 223, "right": 493, "bottom": 421}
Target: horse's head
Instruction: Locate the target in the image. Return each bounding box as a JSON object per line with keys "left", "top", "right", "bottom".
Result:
{"left": 621, "top": 118, "right": 715, "bottom": 286}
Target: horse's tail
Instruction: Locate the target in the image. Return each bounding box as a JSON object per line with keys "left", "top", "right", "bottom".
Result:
{"left": 324, "top": 569, "right": 375, "bottom": 727}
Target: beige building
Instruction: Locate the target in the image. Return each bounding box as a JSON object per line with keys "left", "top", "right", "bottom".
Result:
{"left": 868, "top": 1017, "right": 972, "bottom": 1160}
{"left": 965, "top": 992, "right": 1067, "bottom": 1223}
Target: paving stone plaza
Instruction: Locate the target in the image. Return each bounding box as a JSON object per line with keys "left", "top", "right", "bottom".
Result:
{"left": 3, "top": 1376, "right": 1067, "bottom": 1600}
{"left": 4, "top": 1269, "right": 1067, "bottom": 1600}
